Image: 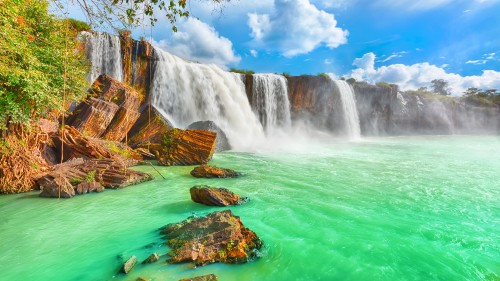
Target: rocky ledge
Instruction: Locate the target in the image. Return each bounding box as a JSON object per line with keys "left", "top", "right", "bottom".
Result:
{"left": 190, "top": 164, "right": 240, "bottom": 178}
{"left": 161, "top": 210, "right": 262, "bottom": 266}
{"left": 190, "top": 185, "right": 246, "bottom": 206}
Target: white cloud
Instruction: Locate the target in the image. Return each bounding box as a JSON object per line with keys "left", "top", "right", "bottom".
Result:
{"left": 324, "top": 59, "right": 332, "bottom": 65}
{"left": 350, "top": 52, "right": 500, "bottom": 95}
{"left": 247, "top": 0, "right": 348, "bottom": 57}
{"left": 466, "top": 52, "right": 497, "bottom": 65}
{"left": 380, "top": 51, "right": 408, "bottom": 63}
{"left": 152, "top": 18, "right": 240, "bottom": 67}
{"left": 250, "top": 49, "right": 258, "bottom": 57}
{"left": 374, "top": 0, "right": 454, "bottom": 11}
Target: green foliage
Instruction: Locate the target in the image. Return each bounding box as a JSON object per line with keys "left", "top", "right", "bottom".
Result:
{"left": 282, "top": 72, "right": 291, "bottom": 77}
{"left": 67, "top": 18, "right": 90, "bottom": 32}
{"left": 318, "top": 73, "right": 330, "bottom": 78}
{"left": 346, "top": 78, "right": 356, "bottom": 84}
{"left": 431, "top": 79, "right": 451, "bottom": 96}
{"left": 85, "top": 170, "right": 96, "bottom": 183}
{"left": 229, "top": 68, "right": 255, "bottom": 75}
{"left": 463, "top": 87, "right": 500, "bottom": 107}
{"left": 0, "top": 0, "right": 88, "bottom": 130}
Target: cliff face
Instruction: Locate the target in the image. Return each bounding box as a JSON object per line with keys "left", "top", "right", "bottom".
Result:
{"left": 353, "top": 82, "right": 500, "bottom": 135}
{"left": 240, "top": 75, "right": 500, "bottom": 136}
{"left": 286, "top": 76, "right": 345, "bottom": 133}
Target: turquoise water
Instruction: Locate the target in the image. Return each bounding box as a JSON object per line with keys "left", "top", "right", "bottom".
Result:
{"left": 0, "top": 136, "right": 499, "bottom": 281}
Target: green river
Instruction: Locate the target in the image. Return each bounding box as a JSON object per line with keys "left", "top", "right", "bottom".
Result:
{"left": 0, "top": 136, "right": 499, "bottom": 281}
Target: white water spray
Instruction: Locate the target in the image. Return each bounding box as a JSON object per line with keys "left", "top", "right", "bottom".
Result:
{"left": 83, "top": 32, "right": 123, "bottom": 83}
{"left": 150, "top": 47, "right": 265, "bottom": 150}
{"left": 252, "top": 74, "right": 292, "bottom": 133}
{"left": 333, "top": 80, "right": 361, "bottom": 139}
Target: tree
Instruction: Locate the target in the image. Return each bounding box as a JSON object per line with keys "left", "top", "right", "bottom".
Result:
{"left": 61, "top": 0, "right": 232, "bottom": 31}
{"left": 431, "top": 79, "right": 451, "bottom": 96}
{"left": 346, "top": 78, "right": 356, "bottom": 84}
{"left": 464, "top": 87, "right": 480, "bottom": 97}
{"left": 0, "top": 0, "right": 88, "bottom": 131}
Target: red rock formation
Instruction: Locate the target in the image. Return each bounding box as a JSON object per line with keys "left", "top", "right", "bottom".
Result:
{"left": 287, "top": 75, "right": 333, "bottom": 114}
{"left": 190, "top": 164, "right": 240, "bottom": 178}
{"left": 178, "top": 274, "right": 218, "bottom": 281}
{"left": 127, "top": 107, "right": 172, "bottom": 149}
{"left": 37, "top": 158, "right": 153, "bottom": 198}
{"left": 190, "top": 186, "right": 245, "bottom": 206}
{"left": 161, "top": 210, "right": 263, "bottom": 266}
{"left": 52, "top": 125, "right": 141, "bottom": 165}
{"left": 156, "top": 128, "right": 216, "bottom": 166}
{"left": 66, "top": 97, "right": 119, "bottom": 138}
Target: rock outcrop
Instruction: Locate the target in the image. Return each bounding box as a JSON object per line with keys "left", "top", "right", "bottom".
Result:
{"left": 187, "top": 121, "right": 231, "bottom": 152}
{"left": 121, "top": 256, "right": 137, "bottom": 274}
{"left": 161, "top": 210, "right": 262, "bottom": 266}
{"left": 178, "top": 274, "right": 218, "bottom": 281}
{"left": 52, "top": 126, "right": 141, "bottom": 165}
{"left": 141, "top": 253, "right": 160, "bottom": 264}
{"left": 190, "top": 186, "right": 245, "bottom": 206}
{"left": 37, "top": 158, "right": 152, "bottom": 198}
{"left": 66, "top": 74, "right": 142, "bottom": 141}
{"left": 190, "top": 165, "right": 240, "bottom": 178}
{"left": 156, "top": 129, "right": 216, "bottom": 166}
{"left": 126, "top": 107, "right": 173, "bottom": 151}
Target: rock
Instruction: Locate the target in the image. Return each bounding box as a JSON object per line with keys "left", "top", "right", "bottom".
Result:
{"left": 161, "top": 210, "right": 263, "bottom": 266}
{"left": 127, "top": 107, "right": 173, "bottom": 150}
{"left": 141, "top": 253, "right": 160, "bottom": 264}
{"left": 178, "top": 274, "right": 218, "bottom": 281}
{"left": 75, "top": 181, "right": 103, "bottom": 195}
{"left": 156, "top": 128, "right": 216, "bottom": 166}
{"left": 66, "top": 97, "right": 119, "bottom": 138}
{"left": 36, "top": 158, "right": 153, "bottom": 198}
{"left": 103, "top": 107, "right": 141, "bottom": 142}
{"left": 136, "top": 278, "right": 150, "bottom": 281}
{"left": 190, "top": 165, "right": 240, "bottom": 178}
{"left": 121, "top": 256, "right": 137, "bottom": 274}
{"left": 38, "top": 175, "right": 75, "bottom": 198}
{"left": 52, "top": 125, "right": 141, "bottom": 165}
{"left": 190, "top": 186, "right": 245, "bottom": 206}
{"left": 187, "top": 121, "right": 231, "bottom": 152}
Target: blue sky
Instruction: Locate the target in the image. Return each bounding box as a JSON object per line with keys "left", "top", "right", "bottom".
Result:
{"left": 64, "top": 0, "right": 500, "bottom": 95}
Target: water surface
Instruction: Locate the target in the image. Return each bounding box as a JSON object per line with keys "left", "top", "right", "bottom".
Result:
{"left": 0, "top": 136, "right": 498, "bottom": 280}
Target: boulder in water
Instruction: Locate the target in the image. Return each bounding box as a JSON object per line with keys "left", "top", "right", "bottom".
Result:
{"left": 127, "top": 107, "right": 173, "bottom": 151}
{"left": 178, "top": 274, "right": 218, "bottom": 281}
{"left": 190, "top": 186, "right": 245, "bottom": 206}
{"left": 161, "top": 210, "right": 263, "bottom": 266}
{"left": 38, "top": 175, "right": 75, "bottom": 198}
{"left": 156, "top": 129, "right": 216, "bottom": 166}
{"left": 121, "top": 255, "right": 137, "bottom": 274}
{"left": 187, "top": 121, "right": 231, "bottom": 152}
{"left": 190, "top": 164, "right": 240, "bottom": 178}
{"left": 141, "top": 253, "right": 160, "bottom": 264}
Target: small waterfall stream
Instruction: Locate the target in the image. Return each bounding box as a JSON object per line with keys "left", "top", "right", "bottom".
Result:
{"left": 150, "top": 47, "right": 265, "bottom": 150}
{"left": 333, "top": 80, "right": 361, "bottom": 139}
{"left": 252, "top": 74, "right": 292, "bottom": 133}
{"left": 84, "top": 32, "right": 123, "bottom": 83}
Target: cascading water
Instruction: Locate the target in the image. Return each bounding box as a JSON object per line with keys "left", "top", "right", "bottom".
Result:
{"left": 150, "top": 47, "right": 265, "bottom": 150}
{"left": 333, "top": 80, "right": 361, "bottom": 139}
{"left": 83, "top": 32, "right": 123, "bottom": 83}
{"left": 252, "top": 74, "right": 292, "bottom": 133}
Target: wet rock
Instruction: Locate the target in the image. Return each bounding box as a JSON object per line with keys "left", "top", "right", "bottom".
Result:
{"left": 142, "top": 253, "right": 160, "bottom": 264}
{"left": 161, "top": 210, "right": 263, "bottom": 266}
{"left": 156, "top": 129, "right": 216, "bottom": 166}
{"left": 187, "top": 121, "right": 231, "bottom": 152}
{"left": 38, "top": 175, "right": 75, "bottom": 198}
{"left": 121, "top": 255, "right": 137, "bottom": 274}
{"left": 136, "top": 278, "right": 150, "bottom": 281}
{"left": 190, "top": 186, "right": 245, "bottom": 206}
{"left": 178, "top": 274, "right": 218, "bottom": 281}
{"left": 75, "top": 181, "right": 103, "bottom": 195}
{"left": 190, "top": 165, "right": 240, "bottom": 178}
{"left": 36, "top": 158, "right": 152, "bottom": 198}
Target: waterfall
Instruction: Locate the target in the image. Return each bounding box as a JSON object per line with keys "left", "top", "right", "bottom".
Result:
{"left": 252, "top": 74, "right": 292, "bottom": 133}
{"left": 150, "top": 47, "right": 265, "bottom": 150}
{"left": 333, "top": 80, "right": 361, "bottom": 139}
{"left": 83, "top": 32, "right": 123, "bottom": 83}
